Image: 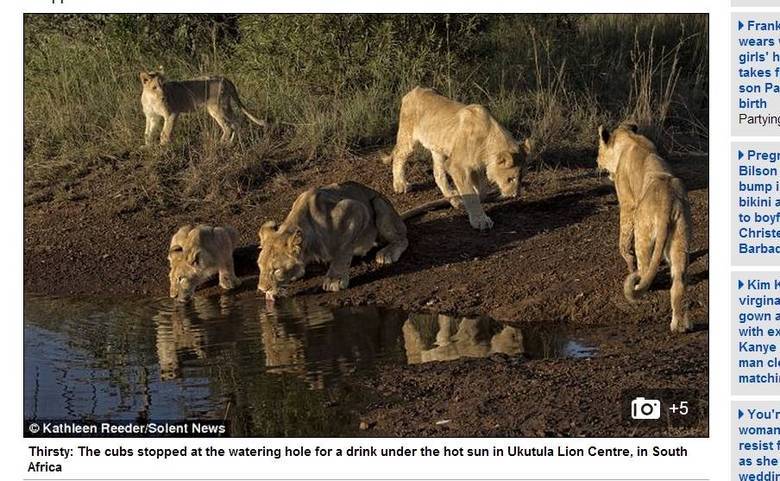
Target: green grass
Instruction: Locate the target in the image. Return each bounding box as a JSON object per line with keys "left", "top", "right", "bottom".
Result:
{"left": 24, "top": 14, "right": 708, "bottom": 209}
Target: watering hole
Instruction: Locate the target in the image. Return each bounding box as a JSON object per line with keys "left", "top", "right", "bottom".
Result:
{"left": 24, "top": 294, "right": 596, "bottom": 436}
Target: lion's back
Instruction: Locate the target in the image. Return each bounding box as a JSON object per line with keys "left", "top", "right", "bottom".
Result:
{"left": 169, "top": 224, "right": 236, "bottom": 269}
{"left": 613, "top": 133, "right": 691, "bottom": 233}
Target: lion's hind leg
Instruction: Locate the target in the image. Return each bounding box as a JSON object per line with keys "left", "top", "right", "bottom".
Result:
{"left": 372, "top": 196, "right": 409, "bottom": 265}
{"left": 207, "top": 104, "right": 236, "bottom": 144}
{"left": 668, "top": 216, "right": 691, "bottom": 333}
{"left": 634, "top": 220, "right": 653, "bottom": 284}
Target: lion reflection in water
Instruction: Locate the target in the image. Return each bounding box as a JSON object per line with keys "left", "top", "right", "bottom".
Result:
{"left": 153, "top": 297, "right": 525, "bottom": 388}
{"left": 259, "top": 304, "right": 525, "bottom": 390}
{"left": 402, "top": 314, "right": 523, "bottom": 364}
{"left": 153, "top": 295, "right": 239, "bottom": 381}
{"left": 258, "top": 302, "right": 404, "bottom": 390}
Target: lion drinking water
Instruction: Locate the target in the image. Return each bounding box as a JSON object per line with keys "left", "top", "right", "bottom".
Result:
{"left": 140, "top": 71, "right": 266, "bottom": 145}
{"left": 168, "top": 224, "right": 241, "bottom": 302}
{"left": 597, "top": 124, "right": 693, "bottom": 333}
{"left": 384, "top": 87, "right": 532, "bottom": 230}
{"left": 256, "top": 182, "right": 409, "bottom": 300}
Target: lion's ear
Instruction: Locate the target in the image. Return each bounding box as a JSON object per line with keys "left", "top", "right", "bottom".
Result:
{"left": 621, "top": 122, "right": 639, "bottom": 133}
{"left": 258, "top": 221, "right": 277, "bottom": 245}
{"left": 598, "top": 125, "right": 610, "bottom": 145}
{"left": 521, "top": 138, "right": 533, "bottom": 156}
{"left": 188, "top": 250, "right": 201, "bottom": 268}
{"left": 496, "top": 152, "right": 512, "bottom": 166}
{"left": 140, "top": 72, "right": 151, "bottom": 84}
{"left": 287, "top": 229, "right": 303, "bottom": 256}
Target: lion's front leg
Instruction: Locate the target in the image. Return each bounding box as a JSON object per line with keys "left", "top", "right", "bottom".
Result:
{"left": 392, "top": 151, "right": 412, "bottom": 194}
{"left": 451, "top": 167, "right": 493, "bottom": 230}
{"left": 322, "top": 199, "right": 369, "bottom": 291}
{"left": 160, "top": 113, "right": 178, "bottom": 145}
{"left": 144, "top": 114, "right": 153, "bottom": 145}
{"left": 619, "top": 206, "right": 636, "bottom": 273}
{"left": 432, "top": 152, "right": 461, "bottom": 208}
{"left": 218, "top": 256, "right": 240, "bottom": 290}
{"left": 145, "top": 114, "right": 163, "bottom": 146}
{"left": 323, "top": 253, "right": 352, "bottom": 292}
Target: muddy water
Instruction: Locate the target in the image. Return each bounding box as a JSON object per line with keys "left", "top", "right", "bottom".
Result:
{"left": 24, "top": 294, "right": 596, "bottom": 436}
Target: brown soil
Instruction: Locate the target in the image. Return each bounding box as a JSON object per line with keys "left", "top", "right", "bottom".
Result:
{"left": 24, "top": 150, "right": 709, "bottom": 437}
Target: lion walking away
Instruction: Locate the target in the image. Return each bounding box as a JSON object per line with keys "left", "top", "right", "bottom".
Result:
{"left": 597, "top": 123, "right": 693, "bottom": 333}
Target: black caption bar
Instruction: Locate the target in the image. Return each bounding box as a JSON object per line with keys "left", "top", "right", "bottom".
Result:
{"left": 24, "top": 420, "right": 229, "bottom": 437}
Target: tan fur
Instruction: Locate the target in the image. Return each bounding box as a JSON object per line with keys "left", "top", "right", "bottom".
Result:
{"left": 385, "top": 87, "right": 532, "bottom": 230}
{"left": 168, "top": 224, "right": 240, "bottom": 302}
{"left": 597, "top": 124, "right": 693, "bottom": 333}
{"left": 140, "top": 71, "right": 266, "bottom": 145}
{"left": 257, "top": 182, "right": 408, "bottom": 299}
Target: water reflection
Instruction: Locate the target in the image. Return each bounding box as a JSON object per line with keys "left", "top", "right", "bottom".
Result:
{"left": 403, "top": 315, "right": 523, "bottom": 363}
{"left": 257, "top": 302, "right": 406, "bottom": 390}
{"left": 153, "top": 295, "right": 241, "bottom": 381}
{"left": 24, "top": 294, "right": 596, "bottom": 435}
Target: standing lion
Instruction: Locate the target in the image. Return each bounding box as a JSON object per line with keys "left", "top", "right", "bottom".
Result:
{"left": 384, "top": 87, "right": 531, "bottom": 230}
{"left": 140, "top": 71, "right": 265, "bottom": 145}
{"left": 596, "top": 124, "right": 693, "bottom": 333}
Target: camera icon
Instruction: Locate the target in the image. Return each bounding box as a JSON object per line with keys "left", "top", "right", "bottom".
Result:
{"left": 631, "top": 397, "right": 661, "bottom": 420}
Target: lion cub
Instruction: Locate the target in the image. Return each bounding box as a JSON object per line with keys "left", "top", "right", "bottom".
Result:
{"left": 257, "top": 182, "right": 409, "bottom": 300}
{"left": 140, "top": 71, "right": 265, "bottom": 145}
{"left": 597, "top": 124, "right": 693, "bottom": 333}
{"left": 168, "top": 224, "right": 241, "bottom": 302}
{"left": 385, "top": 87, "right": 531, "bottom": 230}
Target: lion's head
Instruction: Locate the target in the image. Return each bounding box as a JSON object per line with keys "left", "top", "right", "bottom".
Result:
{"left": 257, "top": 221, "right": 306, "bottom": 300}
{"left": 139, "top": 71, "right": 165, "bottom": 98}
{"left": 486, "top": 137, "right": 532, "bottom": 198}
{"left": 168, "top": 247, "right": 212, "bottom": 303}
{"left": 597, "top": 123, "right": 641, "bottom": 176}
{"left": 168, "top": 225, "right": 218, "bottom": 303}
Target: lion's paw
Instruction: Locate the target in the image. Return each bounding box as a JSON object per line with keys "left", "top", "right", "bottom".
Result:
{"left": 375, "top": 249, "right": 399, "bottom": 265}
{"left": 393, "top": 179, "right": 411, "bottom": 194}
{"left": 323, "top": 276, "right": 349, "bottom": 292}
{"left": 670, "top": 317, "right": 693, "bottom": 334}
{"left": 469, "top": 214, "right": 494, "bottom": 231}
{"left": 219, "top": 275, "right": 240, "bottom": 290}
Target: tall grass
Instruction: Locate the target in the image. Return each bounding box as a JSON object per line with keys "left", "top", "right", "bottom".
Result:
{"left": 24, "top": 14, "right": 708, "bottom": 208}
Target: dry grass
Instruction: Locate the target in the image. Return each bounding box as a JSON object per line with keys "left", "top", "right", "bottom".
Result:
{"left": 24, "top": 14, "right": 708, "bottom": 209}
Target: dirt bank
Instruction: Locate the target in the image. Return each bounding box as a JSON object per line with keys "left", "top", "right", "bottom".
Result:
{"left": 24, "top": 149, "right": 709, "bottom": 436}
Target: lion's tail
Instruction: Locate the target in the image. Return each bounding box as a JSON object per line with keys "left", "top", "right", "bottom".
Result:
{"left": 238, "top": 104, "right": 267, "bottom": 127}
{"left": 224, "top": 79, "right": 266, "bottom": 128}
{"left": 624, "top": 179, "right": 674, "bottom": 303}
{"left": 400, "top": 198, "right": 452, "bottom": 221}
